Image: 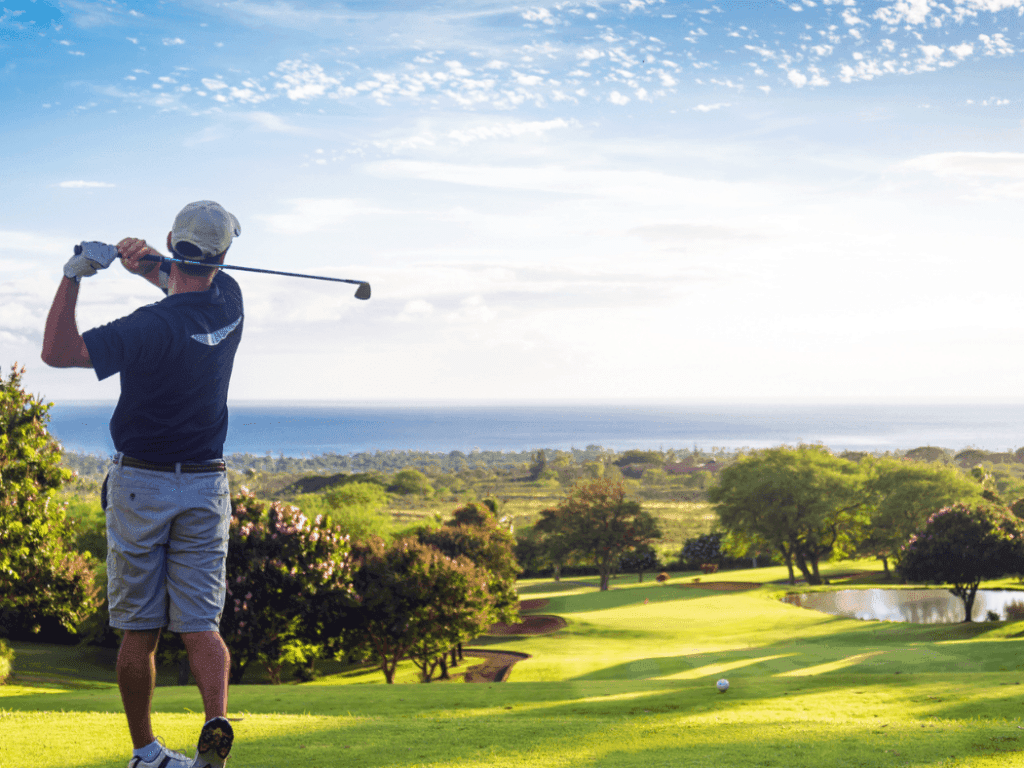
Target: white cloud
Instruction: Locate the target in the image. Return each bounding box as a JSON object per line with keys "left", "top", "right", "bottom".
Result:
{"left": 522, "top": 8, "right": 555, "bottom": 25}
{"left": 874, "top": 0, "right": 933, "bottom": 25}
{"left": 274, "top": 60, "right": 338, "bottom": 101}
{"left": 58, "top": 181, "right": 115, "bottom": 189}
{"left": 949, "top": 42, "right": 975, "bottom": 59}
{"left": 448, "top": 119, "right": 571, "bottom": 144}
{"left": 396, "top": 299, "right": 435, "bottom": 322}
{"left": 162, "top": 37, "right": 185, "bottom": 46}
{"left": 0, "top": 230, "right": 69, "bottom": 255}
{"left": 693, "top": 102, "right": 730, "bottom": 112}
{"left": 259, "top": 198, "right": 364, "bottom": 235}
{"left": 978, "top": 33, "right": 1015, "bottom": 56}
{"left": 787, "top": 69, "right": 809, "bottom": 87}
{"left": 608, "top": 90, "right": 630, "bottom": 105}
{"left": 901, "top": 152, "right": 1024, "bottom": 178}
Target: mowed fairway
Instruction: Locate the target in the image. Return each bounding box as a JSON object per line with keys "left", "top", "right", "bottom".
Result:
{"left": 5, "top": 560, "right": 1024, "bottom": 767}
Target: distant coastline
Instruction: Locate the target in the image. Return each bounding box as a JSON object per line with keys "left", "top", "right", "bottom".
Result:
{"left": 45, "top": 401, "right": 1024, "bottom": 458}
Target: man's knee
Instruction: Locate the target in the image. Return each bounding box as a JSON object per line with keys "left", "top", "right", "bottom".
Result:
{"left": 121, "top": 628, "right": 162, "bottom": 652}
{"left": 181, "top": 630, "right": 229, "bottom": 654}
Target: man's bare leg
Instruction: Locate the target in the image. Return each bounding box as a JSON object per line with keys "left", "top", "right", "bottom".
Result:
{"left": 181, "top": 631, "right": 230, "bottom": 720}
{"left": 117, "top": 629, "right": 162, "bottom": 749}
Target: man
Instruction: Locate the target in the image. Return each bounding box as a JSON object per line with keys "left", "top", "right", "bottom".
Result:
{"left": 41, "top": 201, "right": 243, "bottom": 768}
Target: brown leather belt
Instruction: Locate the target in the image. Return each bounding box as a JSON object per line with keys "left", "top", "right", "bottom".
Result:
{"left": 120, "top": 455, "right": 226, "bottom": 473}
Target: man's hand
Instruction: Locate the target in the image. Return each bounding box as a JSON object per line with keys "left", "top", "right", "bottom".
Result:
{"left": 63, "top": 242, "right": 121, "bottom": 282}
{"left": 117, "top": 238, "right": 162, "bottom": 276}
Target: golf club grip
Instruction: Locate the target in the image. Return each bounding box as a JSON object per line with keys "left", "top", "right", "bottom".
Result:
{"left": 138, "top": 254, "right": 369, "bottom": 288}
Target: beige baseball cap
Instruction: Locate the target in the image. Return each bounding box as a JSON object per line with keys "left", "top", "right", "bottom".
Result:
{"left": 171, "top": 201, "right": 241, "bottom": 259}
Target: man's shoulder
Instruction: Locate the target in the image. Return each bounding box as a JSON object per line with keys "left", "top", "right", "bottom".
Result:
{"left": 213, "top": 270, "right": 242, "bottom": 299}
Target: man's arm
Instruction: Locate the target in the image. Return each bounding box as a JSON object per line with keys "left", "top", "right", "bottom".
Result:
{"left": 41, "top": 276, "right": 92, "bottom": 368}
{"left": 118, "top": 237, "right": 168, "bottom": 292}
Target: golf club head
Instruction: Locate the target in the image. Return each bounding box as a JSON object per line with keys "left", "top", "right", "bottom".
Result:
{"left": 355, "top": 282, "right": 371, "bottom": 300}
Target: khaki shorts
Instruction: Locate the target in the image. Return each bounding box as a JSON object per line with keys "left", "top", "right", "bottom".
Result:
{"left": 104, "top": 455, "right": 231, "bottom": 633}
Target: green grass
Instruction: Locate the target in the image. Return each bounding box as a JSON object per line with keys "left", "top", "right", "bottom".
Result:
{"left": 7, "top": 559, "right": 1024, "bottom": 767}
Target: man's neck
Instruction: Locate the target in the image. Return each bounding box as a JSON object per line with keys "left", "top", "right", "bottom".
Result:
{"left": 168, "top": 269, "right": 215, "bottom": 295}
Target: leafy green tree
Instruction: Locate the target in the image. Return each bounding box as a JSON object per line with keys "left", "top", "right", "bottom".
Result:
{"left": 447, "top": 499, "right": 497, "bottom": 528}
{"left": 0, "top": 364, "right": 99, "bottom": 637}
{"left": 293, "top": 481, "right": 392, "bottom": 541}
{"left": 221, "top": 491, "right": 355, "bottom": 683}
{"left": 387, "top": 467, "right": 434, "bottom": 497}
{"left": 619, "top": 543, "right": 660, "bottom": 582}
{"left": 418, "top": 510, "right": 520, "bottom": 624}
{"left": 904, "top": 446, "right": 950, "bottom": 463}
{"left": 897, "top": 503, "right": 1024, "bottom": 621}
{"left": 532, "top": 507, "right": 576, "bottom": 581}
{"left": 681, "top": 533, "right": 724, "bottom": 569}
{"left": 614, "top": 450, "right": 665, "bottom": 467}
{"left": 544, "top": 479, "right": 661, "bottom": 591}
{"left": 527, "top": 450, "right": 548, "bottom": 481}
{"left": 859, "top": 457, "right": 981, "bottom": 576}
{"left": 349, "top": 537, "right": 490, "bottom": 683}
{"left": 709, "top": 446, "right": 864, "bottom": 585}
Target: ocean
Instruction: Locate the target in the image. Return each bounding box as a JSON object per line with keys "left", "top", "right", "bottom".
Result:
{"left": 44, "top": 401, "right": 1024, "bottom": 458}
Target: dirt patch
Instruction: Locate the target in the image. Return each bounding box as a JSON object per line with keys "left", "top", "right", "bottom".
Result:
{"left": 518, "top": 598, "right": 550, "bottom": 612}
{"left": 672, "top": 581, "right": 762, "bottom": 591}
{"left": 486, "top": 614, "right": 567, "bottom": 636}
{"left": 461, "top": 650, "right": 532, "bottom": 683}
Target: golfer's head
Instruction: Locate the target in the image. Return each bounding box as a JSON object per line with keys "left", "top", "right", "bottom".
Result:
{"left": 169, "top": 201, "right": 241, "bottom": 277}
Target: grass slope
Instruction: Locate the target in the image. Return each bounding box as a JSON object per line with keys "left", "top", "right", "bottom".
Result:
{"left": 5, "top": 560, "right": 1024, "bottom": 767}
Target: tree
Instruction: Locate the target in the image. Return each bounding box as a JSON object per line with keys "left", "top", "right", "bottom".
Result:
{"left": 681, "top": 533, "right": 724, "bottom": 570}
{"left": 897, "top": 503, "right": 1024, "bottom": 622}
{"left": 527, "top": 450, "right": 547, "bottom": 481}
{"left": 904, "top": 446, "right": 950, "bottom": 463}
{"left": 293, "top": 481, "right": 391, "bottom": 541}
{"left": 420, "top": 503, "right": 521, "bottom": 624}
{"left": 533, "top": 506, "right": 576, "bottom": 581}
{"left": 709, "top": 446, "right": 864, "bottom": 585}
{"left": 220, "top": 491, "right": 355, "bottom": 683}
{"left": 0, "top": 364, "right": 99, "bottom": 637}
{"left": 349, "top": 537, "right": 491, "bottom": 683}
{"left": 544, "top": 479, "right": 661, "bottom": 591}
{"left": 447, "top": 499, "right": 498, "bottom": 528}
{"left": 387, "top": 467, "right": 434, "bottom": 497}
{"left": 859, "top": 457, "right": 980, "bottom": 576}
{"left": 619, "top": 543, "right": 660, "bottom": 582}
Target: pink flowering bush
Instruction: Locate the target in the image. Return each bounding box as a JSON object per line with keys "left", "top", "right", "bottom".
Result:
{"left": 897, "top": 502, "right": 1024, "bottom": 622}
{"left": 221, "top": 489, "right": 355, "bottom": 683}
{"left": 0, "top": 364, "right": 99, "bottom": 638}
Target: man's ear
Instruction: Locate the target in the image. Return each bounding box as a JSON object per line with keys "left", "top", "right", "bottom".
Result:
{"left": 166, "top": 231, "right": 173, "bottom": 251}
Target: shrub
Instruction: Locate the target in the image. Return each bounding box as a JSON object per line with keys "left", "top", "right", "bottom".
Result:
{"left": 1005, "top": 600, "right": 1024, "bottom": 621}
{"left": 0, "top": 639, "right": 13, "bottom": 683}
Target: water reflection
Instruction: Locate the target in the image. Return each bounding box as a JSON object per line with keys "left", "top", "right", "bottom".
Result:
{"left": 784, "top": 588, "right": 1024, "bottom": 624}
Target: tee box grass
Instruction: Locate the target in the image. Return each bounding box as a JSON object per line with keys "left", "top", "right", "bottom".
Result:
{"left": 5, "top": 559, "right": 1024, "bottom": 767}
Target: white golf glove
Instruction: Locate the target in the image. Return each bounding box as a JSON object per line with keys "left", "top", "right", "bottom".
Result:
{"left": 64, "top": 241, "right": 120, "bottom": 283}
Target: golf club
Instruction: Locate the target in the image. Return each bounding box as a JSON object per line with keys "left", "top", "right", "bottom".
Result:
{"left": 135, "top": 254, "right": 371, "bottom": 300}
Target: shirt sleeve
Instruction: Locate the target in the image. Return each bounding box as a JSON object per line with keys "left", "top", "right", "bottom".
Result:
{"left": 82, "top": 308, "right": 172, "bottom": 382}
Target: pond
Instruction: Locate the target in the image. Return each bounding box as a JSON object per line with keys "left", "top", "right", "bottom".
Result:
{"left": 783, "top": 588, "right": 1024, "bottom": 624}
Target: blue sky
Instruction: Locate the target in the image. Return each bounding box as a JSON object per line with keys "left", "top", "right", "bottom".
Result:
{"left": 3, "top": 0, "right": 1023, "bottom": 403}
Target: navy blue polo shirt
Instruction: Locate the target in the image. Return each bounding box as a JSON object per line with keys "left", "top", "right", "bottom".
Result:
{"left": 83, "top": 270, "right": 244, "bottom": 463}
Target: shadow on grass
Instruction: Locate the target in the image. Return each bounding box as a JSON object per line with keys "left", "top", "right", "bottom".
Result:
{"left": 559, "top": 614, "right": 1024, "bottom": 688}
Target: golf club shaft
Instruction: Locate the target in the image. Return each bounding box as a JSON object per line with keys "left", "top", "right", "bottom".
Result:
{"left": 138, "top": 254, "right": 368, "bottom": 287}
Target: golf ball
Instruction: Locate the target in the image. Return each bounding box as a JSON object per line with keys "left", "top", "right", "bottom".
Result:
{"left": 716, "top": 678, "right": 729, "bottom": 693}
